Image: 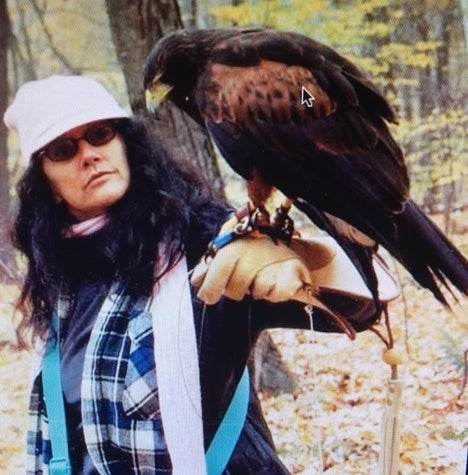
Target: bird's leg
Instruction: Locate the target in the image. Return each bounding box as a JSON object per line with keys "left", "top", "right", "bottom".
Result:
{"left": 250, "top": 204, "right": 274, "bottom": 236}
{"left": 233, "top": 200, "right": 277, "bottom": 241}
{"left": 245, "top": 175, "right": 278, "bottom": 238}
{"left": 225, "top": 193, "right": 295, "bottom": 243}
{"left": 271, "top": 197, "right": 296, "bottom": 243}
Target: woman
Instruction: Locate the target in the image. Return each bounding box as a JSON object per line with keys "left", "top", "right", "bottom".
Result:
{"left": 5, "top": 75, "right": 383, "bottom": 475}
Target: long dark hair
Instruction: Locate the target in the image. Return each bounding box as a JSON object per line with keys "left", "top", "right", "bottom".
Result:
{"left": 13, "top": 116, "right": 227, "bottom": 340}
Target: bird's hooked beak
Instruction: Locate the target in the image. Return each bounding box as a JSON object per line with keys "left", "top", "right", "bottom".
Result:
{"left": 145, "top": 79, "right": 174, "bottom": 114}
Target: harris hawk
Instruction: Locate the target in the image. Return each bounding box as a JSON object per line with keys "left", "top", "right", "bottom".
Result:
{"left": 143, "top": 28, "right": 468, "bottom": 306}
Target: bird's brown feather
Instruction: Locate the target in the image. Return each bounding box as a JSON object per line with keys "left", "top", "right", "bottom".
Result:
{"left": 203, "top": 60, "right": 335, "bottom": 125}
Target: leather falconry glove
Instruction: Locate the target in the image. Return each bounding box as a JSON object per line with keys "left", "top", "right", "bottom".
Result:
{"left": 190, "top": 220, "right": 388, "bottom": 338}
{"left": 191, "top": 232, "right": 314, "bottom": 305}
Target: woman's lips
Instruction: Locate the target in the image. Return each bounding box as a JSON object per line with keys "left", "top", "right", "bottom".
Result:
{"left": 85, "top": 170, "right": 114, "bottom": 188}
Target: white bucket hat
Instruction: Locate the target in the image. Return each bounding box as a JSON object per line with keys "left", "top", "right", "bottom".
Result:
{"left": 4, "top": 75, "right": 129, "bottom": 164}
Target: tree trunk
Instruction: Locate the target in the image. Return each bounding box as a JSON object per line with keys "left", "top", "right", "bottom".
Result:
{"left": 434, "top": 9, "right": 453, "bottom": 110}
{"left": 0, "top": 0, "right": 18, "bottom": 283}
{"left": 104, "top": 0, "right": 225, "bottom": 198}
{"left": 460, "top": 0, "right": 468, "bottom": 68}
{"left": 435, "top": 8, "right": 456, "bottom": 231}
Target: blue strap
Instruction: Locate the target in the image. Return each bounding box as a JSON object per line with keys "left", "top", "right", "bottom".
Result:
{"left": 42, "top": 312, "right": 72, "bottom": 475}
{"left": 206, "top": 367, "right": 250, "bottom": 475}
{"left": 207, "top": 230, "right": 240, "bottom": 256}
{"left": 207, "top": 215, "right": 253, "bottom": 257}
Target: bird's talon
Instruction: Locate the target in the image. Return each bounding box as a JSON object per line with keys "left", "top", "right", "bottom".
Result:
{"left": 251, "top": 205, "right": 271, "bottom": 229}
{"left": 271, "top": 204, "right": 295, "bottom": 243}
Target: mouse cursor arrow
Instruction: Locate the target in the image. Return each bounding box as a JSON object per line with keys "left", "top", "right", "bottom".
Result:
{"left": 301, "top": 86, "right": 315, "bottom": 107}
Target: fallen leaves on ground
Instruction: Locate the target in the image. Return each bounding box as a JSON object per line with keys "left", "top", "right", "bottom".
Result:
{"left": 260, "top": 279, "right": 468, "bottom": 474}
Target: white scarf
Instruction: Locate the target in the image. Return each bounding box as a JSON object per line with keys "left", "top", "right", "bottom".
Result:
{"left": 151, "top": 255, "right": 206, "bottom": 474}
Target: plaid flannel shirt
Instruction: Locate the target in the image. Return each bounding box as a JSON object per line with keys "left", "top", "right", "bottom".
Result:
{"left": 26, "top": 282, "right": 172, "bottom": 474}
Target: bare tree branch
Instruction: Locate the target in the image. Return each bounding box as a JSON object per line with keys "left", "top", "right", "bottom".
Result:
{"left": 28, "top": 0, "right": 81, "bottom": 74}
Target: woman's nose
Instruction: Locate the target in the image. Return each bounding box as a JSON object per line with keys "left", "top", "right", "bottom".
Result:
{"left": 78, "top": 140, "right": 102, "bottom": 166}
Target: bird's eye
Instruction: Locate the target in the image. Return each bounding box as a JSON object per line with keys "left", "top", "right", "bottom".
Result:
{"left": 185, "top": 96, "right": 189, "bottom": 102}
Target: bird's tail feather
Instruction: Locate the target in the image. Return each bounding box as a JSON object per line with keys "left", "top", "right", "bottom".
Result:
{"left": 392, "top": 200, "right": 468, "bottom": 304}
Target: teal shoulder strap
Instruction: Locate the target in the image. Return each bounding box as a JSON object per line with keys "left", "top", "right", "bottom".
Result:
{"left": 205, "top": 231, "right": 251, "bottom": 473}
{"left": 205, "top": 366, "right": 250, "bottom": 475}
{"left": 42, "top": 311, "right": 72, "bottom": 475}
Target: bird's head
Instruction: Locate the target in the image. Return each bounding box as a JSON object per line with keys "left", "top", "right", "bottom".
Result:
{"left": 144, "top": 29, "right": 248, "bottom": 122}
{"left": 144, "top": 29, "right": 229, "bottom": 117}
{"left": 143, "top": 32, "right": 181, "bottom": 114}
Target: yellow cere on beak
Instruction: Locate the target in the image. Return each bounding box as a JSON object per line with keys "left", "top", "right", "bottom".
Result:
{"left": 145, "top": 82, "right": 174, "bottom": 114}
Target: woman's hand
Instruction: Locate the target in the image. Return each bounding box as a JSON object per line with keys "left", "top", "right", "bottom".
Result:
{"left": 191, "top": 233, "right": 314, "bottom": 305}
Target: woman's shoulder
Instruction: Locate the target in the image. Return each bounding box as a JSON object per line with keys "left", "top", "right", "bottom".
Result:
{"left": 185, "top": 198, "right": 231, "bottom": 267}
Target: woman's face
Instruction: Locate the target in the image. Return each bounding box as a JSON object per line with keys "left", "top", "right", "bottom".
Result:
{"left": 41, "top": 121, "right": 131, "bottom": 221}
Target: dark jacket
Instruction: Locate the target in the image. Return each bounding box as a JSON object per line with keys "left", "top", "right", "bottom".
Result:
{"left": 195, "top": 291, "right": 310, "bottom": 474}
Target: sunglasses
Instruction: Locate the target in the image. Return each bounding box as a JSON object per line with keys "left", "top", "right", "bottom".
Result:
{"left": 35, "top": 121, "right": 122, "bottom": 162}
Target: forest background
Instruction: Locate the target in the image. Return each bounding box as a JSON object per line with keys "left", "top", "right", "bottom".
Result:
{"left": 0, "top": 0, "right": 467, "bottom": 474}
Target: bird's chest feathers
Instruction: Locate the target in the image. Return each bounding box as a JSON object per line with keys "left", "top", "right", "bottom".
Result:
{"left": 200, "top": 60, "right": 336, "bottom": 125}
